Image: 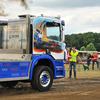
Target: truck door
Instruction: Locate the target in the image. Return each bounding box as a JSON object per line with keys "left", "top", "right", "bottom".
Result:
{"left": 33, "top": 18, "right": 64, "bottom": 60}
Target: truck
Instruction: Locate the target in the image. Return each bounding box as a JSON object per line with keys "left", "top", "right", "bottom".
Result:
{"left": 0, "top": 14, "right": 66, "bottom": 92}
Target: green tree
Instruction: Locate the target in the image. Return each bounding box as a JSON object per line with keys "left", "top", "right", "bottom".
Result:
{"left": 95, "top": 43, "right": 100, "bottom": 51}
{"left": 80, "top": 46, "right": 86, "bottom": 51}
{"left": 65, "top": 32, "right": 100, "bottom": 51}
{"left": 86, "top": 43, "right": 96, "bottom": 51}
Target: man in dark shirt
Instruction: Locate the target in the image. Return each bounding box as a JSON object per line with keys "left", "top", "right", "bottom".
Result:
{"left": 87, "top": 53, "right": 94, "bottom": 70}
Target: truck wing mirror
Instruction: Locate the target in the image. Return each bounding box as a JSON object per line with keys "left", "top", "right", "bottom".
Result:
{"left": 61, "top": 20, "right": 65, "bottom": 26}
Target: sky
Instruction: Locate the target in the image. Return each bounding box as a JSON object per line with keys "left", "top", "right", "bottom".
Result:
{"left": 0, "top": 0, "right": 100, "bottom": 34}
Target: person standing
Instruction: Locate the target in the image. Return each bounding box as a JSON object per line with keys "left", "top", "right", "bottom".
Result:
{"left": 69, "top": 46, "right": 82, "bottom": 79}
{"left": 66, "top": 48, "right": 72, "bottom": 61}
{"left": 87, "top": 53, "right": 94, "bottom": 70}
{"left": 92, "top": 53, "right": 99, "bottom": 70}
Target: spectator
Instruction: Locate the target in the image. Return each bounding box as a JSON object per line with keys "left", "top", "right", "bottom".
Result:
{"left": 69, "top": 46, "right": 82, "bottom": 79}
{"left": 66, "top": 48, "right": 72, "bottom": 61}
{"left": 92, "top": 53, "right": 99, "bottom": 70}
{"left": 87, "top": 53, "right": 94, "bottom": 70}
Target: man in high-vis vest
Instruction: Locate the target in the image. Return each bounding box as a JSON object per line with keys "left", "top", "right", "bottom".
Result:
{"left": 69, "top": 46, "right": 82, "bottom": 79}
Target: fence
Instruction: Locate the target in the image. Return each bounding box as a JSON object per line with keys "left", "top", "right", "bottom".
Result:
{"left": 65, "top": 59, "right": 100, "bottom": 70}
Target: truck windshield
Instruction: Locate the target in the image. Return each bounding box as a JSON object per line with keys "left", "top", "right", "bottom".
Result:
{"left": 46, "top": 22, "right": 61, "bottom": 41}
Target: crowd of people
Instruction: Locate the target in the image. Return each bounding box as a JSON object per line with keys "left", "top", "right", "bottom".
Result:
{"left": 66, "top": 46, "right": 99, "bottom": 79}
{"left": 87, "top": 53, "right": 99, "bottom": 70}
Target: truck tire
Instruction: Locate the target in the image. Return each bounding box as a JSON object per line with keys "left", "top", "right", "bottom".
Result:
{"left": 31, "top": 66, "right": 53, "bottom": 92}
{"left": 0, "top": 81, "right": 18, "bottom": 88}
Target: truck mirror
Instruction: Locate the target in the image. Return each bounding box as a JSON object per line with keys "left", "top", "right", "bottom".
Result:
{"left": 61, "top": 20, "right": 65, "bottom": 26}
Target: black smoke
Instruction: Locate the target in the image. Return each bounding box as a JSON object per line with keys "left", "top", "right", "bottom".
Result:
{"left": 0, "top": 0, "right": 33, "bottom": 17}
{"left": 8, "top": 0, "right": 29, "bottom": 9}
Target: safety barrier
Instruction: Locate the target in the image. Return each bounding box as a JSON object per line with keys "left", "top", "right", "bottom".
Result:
{"left": 65, "top": 59, "right": 100, "bottom": 70}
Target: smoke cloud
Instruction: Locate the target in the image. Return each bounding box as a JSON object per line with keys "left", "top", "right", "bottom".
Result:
{"left": 0, "top": 4, "right": 8, "bottom": 17}
{"left": 0, "top": 0, "right": 33, "bottom": 17}
{"left": 8, "top": 0, "right": 29, "bottom": 9}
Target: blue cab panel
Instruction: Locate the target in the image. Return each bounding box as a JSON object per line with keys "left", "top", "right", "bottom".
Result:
{"left": 30, "top": 55, "right": 65, "bottom": 80}
{"left": 54, "top": 60, "right": 65, "bottom": 79}
{"left": 0, "top": 61, "right": 31, "bottom": 79}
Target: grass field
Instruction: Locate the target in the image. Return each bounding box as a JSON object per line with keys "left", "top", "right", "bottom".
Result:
{"left": 65, "top": 64, "right": 100, "bottom": 78}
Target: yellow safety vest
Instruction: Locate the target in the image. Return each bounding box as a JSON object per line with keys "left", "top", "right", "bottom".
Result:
{"left": 69, "top": 50, "right": 78, "bottom": 62}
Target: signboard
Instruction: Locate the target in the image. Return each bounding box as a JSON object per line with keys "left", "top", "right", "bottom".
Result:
{"left": 0, "top": 62, "right": 31, "bottom": 79}
{"left": 2, "top": 24, "right": 27, "bottom": 49}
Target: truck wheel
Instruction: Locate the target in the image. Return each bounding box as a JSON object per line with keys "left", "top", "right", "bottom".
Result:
{"left": 0, "top": 81, "right": 18, "bottom": 88}
{"left": 31, "top": 66, "right": 53, "bottom": 92}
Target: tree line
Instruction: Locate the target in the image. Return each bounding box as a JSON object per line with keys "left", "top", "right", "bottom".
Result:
{"left": 65, "top": 32, "right": 100, "bottom": 51}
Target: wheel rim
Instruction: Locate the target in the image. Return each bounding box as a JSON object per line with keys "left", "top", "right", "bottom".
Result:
{"left": 40, "top": 71, "right": 50, "bottom": 87}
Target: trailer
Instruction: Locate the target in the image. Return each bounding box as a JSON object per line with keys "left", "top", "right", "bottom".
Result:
{"left": 0, "top": 14, "right": 66, "bottom": 92}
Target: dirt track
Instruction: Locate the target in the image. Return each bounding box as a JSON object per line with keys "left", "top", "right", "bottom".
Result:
{"left": 0, "top": 77, "right": 100, "bottom": 100}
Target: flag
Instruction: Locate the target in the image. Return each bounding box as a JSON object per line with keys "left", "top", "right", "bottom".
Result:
{"left": 83, "top": 64, "right": 89, "bottom": 72}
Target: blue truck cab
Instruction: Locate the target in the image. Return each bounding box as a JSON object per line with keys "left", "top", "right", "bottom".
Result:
{"left": 0, "top": 14, "right": 65, "bottom": 91}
